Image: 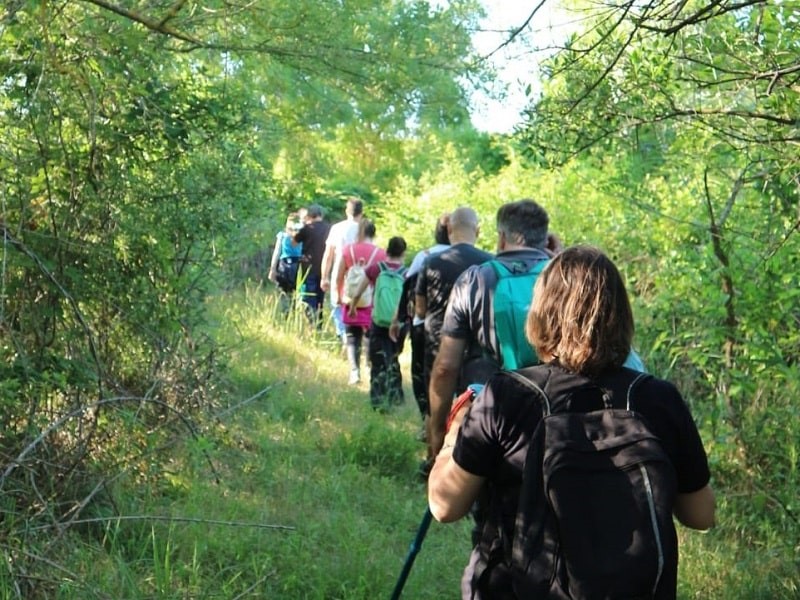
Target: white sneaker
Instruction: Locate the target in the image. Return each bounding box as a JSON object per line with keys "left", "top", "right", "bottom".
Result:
{"left": 348, "top": 369, "right": 361, "bottom": 385}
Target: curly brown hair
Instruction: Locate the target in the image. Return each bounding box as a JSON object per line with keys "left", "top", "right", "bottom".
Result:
{"left": 526, "top": 245, "right": 633, "bottom": 376}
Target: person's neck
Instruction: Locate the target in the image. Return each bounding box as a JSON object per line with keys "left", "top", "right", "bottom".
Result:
{"left": 501, "top": 243, "right": 542, "bottom": 253}
{"left": 449, "top": 232, "right": 476, "bottom": 245}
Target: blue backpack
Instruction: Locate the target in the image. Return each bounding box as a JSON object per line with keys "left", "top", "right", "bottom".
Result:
{"left": 490, "top": 259, "right": 549, "bottom": 370}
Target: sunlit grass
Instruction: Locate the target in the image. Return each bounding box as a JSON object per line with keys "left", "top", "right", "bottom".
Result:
{"left": 50, "top": 283, "right": 798, "bottom": 599}
{"left": 56, "top": 284, "right": 471, "bottom": 598}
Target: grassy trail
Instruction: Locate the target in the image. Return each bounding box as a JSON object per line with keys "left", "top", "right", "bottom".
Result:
{"left": 180, "top": 287, "right": 474, "bottom": 598}
{"left": 55, "top": 285, "right": 798, "bottom": 598}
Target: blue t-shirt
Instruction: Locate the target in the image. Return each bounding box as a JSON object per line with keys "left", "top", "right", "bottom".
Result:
{"left": 278, "top": 231, "right": 302, "bottom": 260}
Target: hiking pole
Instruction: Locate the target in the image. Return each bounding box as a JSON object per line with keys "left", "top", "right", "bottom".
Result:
{"left": 390, "top": 507, "right": 433, "bottom": 600}
{"left": 389, "top": 388, "right": 477, "bottom": 598}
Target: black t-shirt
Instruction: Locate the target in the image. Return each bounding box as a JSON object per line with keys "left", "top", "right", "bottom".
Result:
{"left": 453, "top": 364, "right": 712, "bottom": 598}
{"left": 415, "top": 243, "right": 493, "bottom": 355}
{"left": 294, "top": 220, "right": 331, "bottom": 278}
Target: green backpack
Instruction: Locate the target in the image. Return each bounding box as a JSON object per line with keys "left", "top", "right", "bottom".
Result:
{"left": 372, "top": 263, "right": 406, "bottom": 327}
{"left": 490, "top": 259, "right": 549, "bottom": 370}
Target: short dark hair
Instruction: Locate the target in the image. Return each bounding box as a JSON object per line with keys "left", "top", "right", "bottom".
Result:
{"left": 526, "top": 245, "right": 633, "bottom": 376}
{"left": 434, "top": 213, "right": 450, "bottom": 245}
{"left": 359, "top": 218, "right": 376, "bottom": 240}
{"left": 346, "top": 197, "right": 364, "bottom": 217}
{"left": 387, "top": 236, "right": 407, "bottom": 258}
{"left": 497, "top": 199, "right": 548, "bottom": 249}
{"left": 306, "top": 204, "right": 324, "bottom": 218}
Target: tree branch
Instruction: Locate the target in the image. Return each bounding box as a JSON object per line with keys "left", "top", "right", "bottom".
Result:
{"left": 639, "top": 0, "right": 766, "bottom": 35}
{"left": 0, "top": 226, "right": 103, "bottom": 396}
{"left": 29, "top": 514, "right": 295, "bottom": 532}
{"left": 485, "top": 0, "right": 549, "bottom": 60}
{"left": 80, "top": 0, "right": 204, "bottom": 47}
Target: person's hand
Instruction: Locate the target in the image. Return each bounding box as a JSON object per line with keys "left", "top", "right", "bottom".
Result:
{"left": 389, "top": 320, "right": 401, "bottom": 342}
{"left": 546, "top": 232, "right": 563, "bottom": 256}
{"left": 347, "top": 303, "right": 358, "bottom": 318}
{"left": 320, "top": 278, "right": 330, "bottom": 292}
{"left": 268, "top": 269, "right": 277, "bottom": 284}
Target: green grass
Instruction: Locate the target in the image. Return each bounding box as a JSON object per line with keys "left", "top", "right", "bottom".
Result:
{"left": 43, "top": 284, "right": 472, "bottom": 599}
{"left": 29, "top": 283, "right": 798, "bottom": 598}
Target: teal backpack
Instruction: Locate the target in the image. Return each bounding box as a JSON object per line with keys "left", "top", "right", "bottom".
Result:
{"left": 490, "top": 259, "right": 549, "bottom": 370}
{"left": 372, "top": 263, "right": 406, "bottom": 327}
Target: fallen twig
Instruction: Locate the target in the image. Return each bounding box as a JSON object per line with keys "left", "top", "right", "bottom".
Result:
{"left": 27, "top": 514, "right": 295, "bottom": 532}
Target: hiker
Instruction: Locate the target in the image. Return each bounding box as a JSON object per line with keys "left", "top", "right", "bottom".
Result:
{"left": 268, "top": 210, "right": 305, "bottom": 311}
{"left": 415, "top": 207, "right": 492, "bottom": 463}
{"left": 335, "top": 219, "right": 385, "bottom": 385}
{"left": 350, "top": 236, "right": 407, "bottom": 409}
{"left": 425, "top": 201, "right": 549, "bottom": 458}
{"left": 320, "top": 196, "right": 364, "bottom": 345}
{"left": 292, "top": 203, "right": 331, "bottom": 326}
{"left": 428, "top": 245, "right": 715, "bottom": 599}
{"left": 390, "top": 213, "right": 450, "bottom": 420}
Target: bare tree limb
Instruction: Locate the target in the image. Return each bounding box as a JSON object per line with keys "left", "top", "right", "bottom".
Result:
{"left": 156, "top": 0, "right": 188, "bottom": 28}
{"left": 485, "top": 0, "right": 549, "bottom": 60}
{"left": 0, "top": 226, "right": 103, "bottom": 396}
{"left": 0, "top": 396, "right": 218, "bottom": 490}
{"left": 80, "top": 0, "right": 204, "bottom": 47}
{"left": 639, "top": 0, "right": 766, "bottom": 35}
{"left": 28, "top": 514, "right": 295, "bottom": 532}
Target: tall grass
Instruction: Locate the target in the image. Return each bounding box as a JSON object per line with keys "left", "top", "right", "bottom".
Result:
{"left": 44, "top": 284, "right": 472, "bottom": 598}
{"left": 29, "top": 283, "right": 799, "bottom": 598}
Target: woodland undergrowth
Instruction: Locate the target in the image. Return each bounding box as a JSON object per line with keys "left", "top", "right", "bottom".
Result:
{"left": 1, "top": 283, "right": 797, "bottom": 599}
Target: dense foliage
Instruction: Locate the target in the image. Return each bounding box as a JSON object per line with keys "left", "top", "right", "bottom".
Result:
{"left": 514, "top": 0, "right": 800, "bottom": 593}
{"left": 0, "top": 1, "right": 488, "bottom": 593}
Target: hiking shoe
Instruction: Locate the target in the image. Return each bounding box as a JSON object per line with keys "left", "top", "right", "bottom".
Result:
{"left": 348, "top": 369, "right": 361, "bottom": 385}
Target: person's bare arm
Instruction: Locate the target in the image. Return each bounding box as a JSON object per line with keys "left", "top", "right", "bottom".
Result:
{"left": 333, "top": 254, "right": 347, "bottom": 303}
{"left": 427, "top": 335, "right": 467, "bottom": 456}
{"left": 428, "top": 447, "right": 485, "bottom": 522}
{"left": 389, "top": 311, "right": 402, "bottom": 342}
{"left": 320, "top": 244, "right": 335, "bottom": 292}
{"left": 428, "top": 400, "right": 483, "bottom": 521}
{"left": 268, "top": 236, "right": 281, "bottom": 283}
{"left": 415, "top": 293, "right": 427, "bottom": 319}
{"left": 674, "top": 484, "right": 716, "bottom": 530}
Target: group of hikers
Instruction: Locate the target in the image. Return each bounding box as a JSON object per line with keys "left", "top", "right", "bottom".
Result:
{"left": 268, "top": 198, "right": 408, "bottom": 408}
{"left": 270, "top": 197, "right": 716, "bottom": 599}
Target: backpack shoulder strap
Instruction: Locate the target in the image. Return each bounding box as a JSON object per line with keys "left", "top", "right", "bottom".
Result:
{"left": 349, "top": 245, "right": 356, "bottom": 264}
{"left": 488, "top": 259, "right": 507, "bottom": 277}
{"left": 490, "top": 258, "right": 548, "bottom": 278}
{"left": 366, "top": 246, "right": 379, "bottom": 266}
{"left": 504, "top": 370, "right": 552, "bottom": 417}
{"left": 583, "top": 368, "right": 653, "bottom": 411}
{"left": 624, "top": 370, "right": 653, "bottom": 410}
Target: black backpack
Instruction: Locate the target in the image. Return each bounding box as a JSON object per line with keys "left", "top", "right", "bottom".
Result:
{"left": 506, "top": 366, "right": 679, "bottom": 599}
